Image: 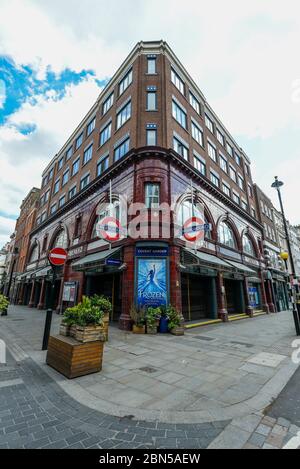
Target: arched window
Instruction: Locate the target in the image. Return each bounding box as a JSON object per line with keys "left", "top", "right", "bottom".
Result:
{"left": 218, "top": 221, "right": 237, "bottom": 249}
{"left": 91, "top": 201, "right": 120, "bottom": 239}
{"left": 177, "top": 199, "right": 211, "bottom": 239}
{"left": 52, "top": 229, "right": 68, "bottom": 248}
{"left": 28, "top": 244, "right": 39, "bottom": 263}
{"left": 243, "top": 234, "right": 255, "bottom": 256}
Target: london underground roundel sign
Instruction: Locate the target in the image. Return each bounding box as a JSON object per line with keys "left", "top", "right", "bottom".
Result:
{"left": 183, "top": 216, "right": 206, "bottom": 242}
{"left": 96, "top": 216, "right": 121, "bottom": 242}
{"left": 48, "top": 247, "right": 67, "bottom": 266}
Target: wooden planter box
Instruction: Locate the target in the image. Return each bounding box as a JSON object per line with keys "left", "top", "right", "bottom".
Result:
{"left": 59, "top": 323, "right": 70, "bottom": 336}
{"left": 170, "top": 325, "right": 185, "bottom": 336}
{"left": 147, "top": 325, "right": 158, "bottom": 334}
{"left": 75, "top": 325, "right": 105, "bottom": 343}
{"left": 46, "top": 335, "right": 104, "bottom": 379}
{"left": 102, "top": 313, "right": 109, "bottom": 342}
{"left": 69, "top": 325, "right": 76, "bottom": 338}
{"left": 132, "top": 325, "right": 145, "bottom": 334}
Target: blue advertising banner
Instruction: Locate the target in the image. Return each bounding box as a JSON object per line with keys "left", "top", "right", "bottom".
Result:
{"left": 137, "top": 258, "right": 168, "bottom": 308}
{"left": 248, "top": 286, "right": 259, "bottom": 307}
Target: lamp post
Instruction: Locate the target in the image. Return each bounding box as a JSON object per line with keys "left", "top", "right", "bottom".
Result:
{"left": 271, "top": 176, "right": 300, "bottom": 335}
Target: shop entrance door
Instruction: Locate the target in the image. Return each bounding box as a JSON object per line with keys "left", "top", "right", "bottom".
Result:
{"left": 224, "top": 279, "right": 245, "bottom": 314}
{"left": 181, "top": 273, "right": 216, "bottom": 321}
{"left": 85, "top": 273, "right": 121, "bottom": 321}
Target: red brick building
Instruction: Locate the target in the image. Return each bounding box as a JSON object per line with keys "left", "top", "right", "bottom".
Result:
{"left": 17, "top": 40, "right": 269, "bottom": 328}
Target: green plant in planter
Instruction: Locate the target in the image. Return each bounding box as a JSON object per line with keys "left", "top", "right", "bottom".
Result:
{"left": 63, "top": 296, "right": 104, "bottom": 327}
{"left": 129, "top": 304, "right": 146, "bottom": 327}
{"left": 0, "top": 294, "right": 9, "bottom": 313}
{"left": 146, "top": 307, "right": 161, "bottom": 329}
{"left": 166, "top": 305, "right": 182, "bottom": 330}
{"left": 90, "top": 294, "right": 112, "bottom": 316}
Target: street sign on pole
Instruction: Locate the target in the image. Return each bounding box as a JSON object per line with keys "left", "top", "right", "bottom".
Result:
{"left": 48, "top": 247, "right": 67, "bottom": 266}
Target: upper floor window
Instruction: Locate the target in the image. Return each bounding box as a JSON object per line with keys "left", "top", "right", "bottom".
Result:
{"left": 146, "top": 90, "right": 157, "bottom": 111}
{"left": 219, "top": 154, "right": 228, "bottom": 173}
{"left": 99, "top": 122, "right": 112, "bottom": 146}
{"left": 194, "top": 154, "right": 206, "bottom": 176}
{"left": 87, "top": 117, "right": 96, "bottom": 136}
{"left": 251, "top": 207, "right": 256, "bottom": 218}
{"left": 241, "top": 199, "right": 248, "bottom": 211}
{"left": 217, "top": 129, "right": 224, "bottom": 146}
{"left": 58, "top": 157, "right": 64, "bottom": 171}
{"left": 62, "top": 169, "right": 69, "bottom": 186}
{"left": 97, "top": 155, "right": 109, "bottom": 176}
{"left": 28, "top": 243, "right": 39, "bottom": 263}
{"left": 48, "top": 167, "right": 54, "bottom": 180}
{"left": 205, "top": 114, "right": 214, "bottom": 133}
{"left": 42, "top": 176, "right": 48, "bottom": 188}
{"left": 233, "top": 192, "right": 240, "bottom": 205}
{"left": 102, "top": 92, "right": 114, "bottom": 115}
{"left": 66, "top": 146, "right": 73, "bottom": 160}
{"left": 238, "top": 175, "right": 244, "bottom": 190}
{"left": 191, "top": 121, "right": 203, "bottom": 146}
{"left": 53, "top": 179, "right": 60, "bottom": 194}
{"left": 114, "top": 137, "right": 130, "bottom": 162}
{"left": 171, "top": 68, "right": 185, "bottom": 95}
{"left": 72, "top": 157, "right": 80, "bottom": 176}
{"left": 189, "top": 92, "right": 200, "bottom": 114}
{"left": 58, "top": 195, "right": 65, "bottom": 208}
{"left": 222, "top": 182, "right": 231, "bottom": 197}
{"left": 173, "top": 137, "right": 188, "bottom": 161}
{"left": 80, "top": 173, "right": 90, "bottom": 190}
{"left": 235, "top": 152, "right": 241, "bottom": 166}
{"left": 243, "top": 235, "right": 255, "bottom": 256}
{"left": 210, "top": 171, "right": 220, "bottom": 187}
{"left": 52, "top": 229, "right": 68, "bottom": 249}
{"left": 75, "top": 133, "right": 83, "bottom": 150}
{"left": 147, "top": 56, "right": 156, "bottom": 74}
{"left": 218, "top": 221, "right": 237, "bottom": 249}
{"left": 119, "top": 69, "right": 133, "bottom": 95}
{"left": 248, "top": 183, "right": 253, "bottom": 198}
{"left": 208, "top": 141, "right": 217, "bottom": 162}
{"left": 116, "top": 101, "right": 131, "bottom": 129}
{"left": 229, "top": 165, "right": 237, "bottom": 183}
{"left": 226, "top": 142, "right": 233, "bottom": 157}
{"left": 172, "top": 100, "right": 187, "bottom": 129}
{"left": 68, "top": 185, "right": 77, "bottom": 200}
{"left": 146, "top": 128, "right": 157, "bottom": 146}
{"left": 83, "top": 144, "right": 93, "bottom": 165}
{"left": 145, "top": 183, "right": 160, "bottom": 209}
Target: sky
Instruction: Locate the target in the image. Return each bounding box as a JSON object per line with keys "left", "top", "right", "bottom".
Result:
{"left": 1, "top": 0, "right": 300, "bottom": 248}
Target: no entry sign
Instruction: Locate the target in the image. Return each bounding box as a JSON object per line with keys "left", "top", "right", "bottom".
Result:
{"left": 96, "top": 216, "right": 121, "bottom": 242}
{"left": 48, "top": 247, "right": 67, "bottom": 266}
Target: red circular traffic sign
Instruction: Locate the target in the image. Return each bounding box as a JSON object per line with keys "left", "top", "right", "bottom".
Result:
{"left": 48, "top": 247, "right": 67, "bottom": 266}
{"left": 96, "top": 216, "right": 121, "bottom": 242}
{"left": 183, "top": 216, "right": 205, "bottom": 242}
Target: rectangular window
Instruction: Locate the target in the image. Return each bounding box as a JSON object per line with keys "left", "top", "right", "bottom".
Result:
{"left": 251, "top": 207, "right": 256, "bottom": 218}
{"left": 229, "top": 165, "right": 237, "bottom": 182}
{"left": 53, "top": 179, "right": 60, "bottom": 194}
{"left": 238, "top": 175, "right": 244, "bottom": 190}
{"left": 102, "top": 92, "right": 114, "bottom": 115}
{"left": 119, "top": 69, "right": 133, "bottom": 95}
{"left": 68, "top": 186, "right": 77, "bottom": 200}
{"left": 58, "top": 195, "right": 65, "bottom": 208}
{"left": 194, "top": 155, "right": 206, "bottom": 176}
{"left": 114, "top": 137, "right": 130, "bottom": 162}
{"left": 245, "top": 164, "right": 250, "bottom": 176}
{"left": 208, "top": 141, "right": 217, "bottom": 162}
{"left": 48, "top": 168, "right": 54, "bottom": 180}
{"left": 233, "top": 192, "right": 240, "bottom": 205}
{"left": 147, "top": 57, "right": 156, "bottom": 74}
{"left": 191, "top": 121, "right": 203, "bottom": 146}
{"left": 219, "top": 154, "right": 228, "bottom": 173}
{"left": 217, "top": 129, "right": 224, "bottom": 146}
{"left": 146, "top": 129, "right": 157, "bottom": 146}
{"left": 205, "top": 114, "right": 214, "bottom": 133}
{"left": 75, "top": 133, "right": 83, "bottom": 150}
{"left": 50, "top": 203, "right": 56, "bottom": 215}
{"left": 42, "top": 176, "right": 47, "bottom": 187}
{"left": 116, "top": 101, "right": 131, "bottom": 129}
{"left": 189, "top": 92, "right": 200, "bottom": 114}
{"left": 235, "top": 152, "right": 241, "bottom": 166}
{"left": 172, "top": 100, "right": 187, "bottom": 129}
{"left": 87, "top": 117, "right": 96, "bottom": 136}
{"left": 72, "top": 157, "right": 80, "bottom": 176}
{"left": 248, "top": 183, "right": 253, "bottom": 198}
{"left": 66, "top": 147, "right": 73, "bottom": 160}
{"left": 83, "top": 144, "right": 93, "bottom": 165}
{"left": 226, "top": 142, "right": 233, "bottom": 157}
{"left": 41, "top": 211, "right": 46, "bottom": 222}
{"left": 62, "top": 169, "right": 69, "bottom": 186}
{"left": 146, "top": 92, "right": 156, "bottom": 111}
{"left": 222, "top": 182, "right": 231, "bottom": 197}
{"left": 97, "top": 156, "right": 109, "bottom": 176}
{"left": 80, "top": 174, "right": 90, "bottom": 190}
{"left": 241, "top": 199, "right": 248, "bottom": 211}
{"left": 145, "top": 183, "right": 160, "bottom": 209}
{"left": 173, "top": 137, "right": 188, "bottom": 160}
{"left": 99, "top": 122, "right": 112, "bottom": 146}
{"left": 58, "top": 157, "right": 64, "bottom": 171}
{"left": 210, "top": 171, "right": 220, "bottom": 187}
{"left": 171, "top": 68, "right": 185, "bottom": 95}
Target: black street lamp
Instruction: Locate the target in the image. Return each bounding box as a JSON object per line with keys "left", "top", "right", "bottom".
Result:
{"left": 271, "top": 176, "right": 300, "bottom": 335}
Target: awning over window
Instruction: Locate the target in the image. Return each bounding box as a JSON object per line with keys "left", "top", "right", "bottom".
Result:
{"left": 34, "top": 267, "right": 52, "bottom": 278}
{"left": 72, "top": 247, "right": 121, "bottom": 271}
{"left": 183, "top": 248, "right": 233, "bottom": 270}
{"left": 225, "top": 260, "right": 256, "bottom": 276}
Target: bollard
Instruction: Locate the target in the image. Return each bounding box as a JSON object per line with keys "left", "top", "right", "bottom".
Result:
{"left": 42, "top": 308, "right": 53, "bottom": 351}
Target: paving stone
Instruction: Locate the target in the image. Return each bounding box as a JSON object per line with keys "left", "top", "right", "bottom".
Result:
{"left": 262, "top": 443, "right": 278, "bottom": 449}
{"left": 276, "top": 417, "right": 291, "bottom": 429}
{"left": 248, "top": 432, "right": 266, "bottom": 448}
{"left": 65, "top": 432, "right": 89, "bottom": 445}
{"left": 266, "top": 432, "right": 284, "bottom": 448}
{"left": 272, "top": 424, "right": 288, "bottom": 436}
{"left": 243, "top": 443, "right": 260, "bottom": 449}
{"left": 255, "top": 424, "right": 271, "bottom": 436}
{"left": 154, "top": 437, "right": 177, "bottom": 448}
{"left": 114, "top": 432, "right": 135, "bottom": 442}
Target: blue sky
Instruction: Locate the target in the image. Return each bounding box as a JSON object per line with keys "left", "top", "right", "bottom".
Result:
{"left": 0, "top": 0, "right": 300, "bottom": 247}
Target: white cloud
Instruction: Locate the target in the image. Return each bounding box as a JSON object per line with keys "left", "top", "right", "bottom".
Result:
{"left": 0, "top": 216, "right": 16, "bottom": 248}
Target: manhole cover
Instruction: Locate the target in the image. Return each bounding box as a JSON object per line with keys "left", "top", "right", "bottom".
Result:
{"left": 139, "top": 366, "right": 158, "bottom": 373}
{"left": 229, "top": 341, "right": 254, "bottom": 348}
{"left": 193, "top": 336, "right": 215, "bottom": 341}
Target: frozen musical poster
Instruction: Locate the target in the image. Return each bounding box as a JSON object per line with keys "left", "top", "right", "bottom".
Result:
{"left": 137, "top": 258, "right": 167, "bottom": 308}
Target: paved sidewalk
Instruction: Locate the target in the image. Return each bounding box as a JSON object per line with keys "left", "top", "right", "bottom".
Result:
{"left": 0, "top": 305, "right": 299, "bottom": 448}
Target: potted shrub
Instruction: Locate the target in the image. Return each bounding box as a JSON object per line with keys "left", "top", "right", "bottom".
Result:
{"left": 63, "top": 296, "right": 105, "bottom": 343}
{"left": 130, "top": 305, "right": 146, "bottom": 333}
{"left": 146, "top": 307, "right": 161, "bottom": 334}
{"left": 90, "top": 295, "right": 112, "bottom": 341}
{"left": 60, "top": 306, "right": 78, "bottom": 336}
{"left": 166, "top": 305, "right": 185, "bottom": 336}
{"left": 0, "top": 294, "right": 9, "bottom": 316}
